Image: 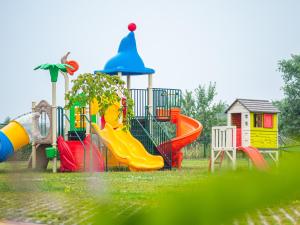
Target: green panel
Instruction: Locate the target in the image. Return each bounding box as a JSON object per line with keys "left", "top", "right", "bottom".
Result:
{"left": 70, "top": 105, "right": 75, "bottom": 131}
{"left": 45, "top": 147, "right": 58, "bottom": 159}
{"left": 91, "top": 114, "right": 97, "bottom": 123}
{"left": 69, "top": 101, "right": 86, "bottom": 132}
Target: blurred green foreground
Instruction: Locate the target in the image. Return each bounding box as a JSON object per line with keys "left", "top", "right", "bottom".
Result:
{"left": 0, "top": 155, "right": 300, "bottom": 225}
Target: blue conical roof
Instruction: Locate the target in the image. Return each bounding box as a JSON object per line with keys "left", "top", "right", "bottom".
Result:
{"left": 95, "top": 26, "right": 155, "bottom": 75}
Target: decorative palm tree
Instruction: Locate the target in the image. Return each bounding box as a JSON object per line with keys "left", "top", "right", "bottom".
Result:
{"left": 34, "top": 63, "right": 73, "bottom": 173}
{"left": 34, "top": 63, "right": 73, "bottom": 82}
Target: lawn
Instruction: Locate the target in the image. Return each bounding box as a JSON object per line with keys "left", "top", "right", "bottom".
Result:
{"left": 0, "top": 159, "right": 299, "bottom": 225}
{"left": 0, "top": 160, "right": 209, "bottom": 224}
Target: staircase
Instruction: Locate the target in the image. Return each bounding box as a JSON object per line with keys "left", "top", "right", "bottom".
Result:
{"left": 130, "top": 88, "right": 182, "bottom": 170}
{"left": 131, "top": 113, "right": 172, "bottom": 169}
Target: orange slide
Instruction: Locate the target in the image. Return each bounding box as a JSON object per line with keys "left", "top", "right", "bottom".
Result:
{"left": 157, "top": 108, "right": 203, "bottom": 168}
{"left": 238, "top": 146, "right": 268, "bottom": 170}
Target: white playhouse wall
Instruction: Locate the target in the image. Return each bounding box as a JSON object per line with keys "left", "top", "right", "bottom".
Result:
{"left": 227, "top": 101, "right": 251, "bottom": 146}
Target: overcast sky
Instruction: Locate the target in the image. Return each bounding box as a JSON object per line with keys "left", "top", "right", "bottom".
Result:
{"left": 0, "top": 0, "right": 299, "bottom": 121}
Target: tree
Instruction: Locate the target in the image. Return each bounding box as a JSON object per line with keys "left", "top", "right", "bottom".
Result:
{"left": 278, "top": 55, "right": 300, "bottom": 138}
{"left": 65, "top": 73, "right": 134, "bottom": 129}
{"left": 181, "top": 82, "right": 227, "bottom": 157}
{"left": 181, "top": 90, "right": 195, "bottom": 116}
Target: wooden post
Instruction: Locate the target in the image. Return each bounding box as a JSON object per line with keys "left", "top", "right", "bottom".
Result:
{"left": 232, "top": 127, "right": 237, "bottom": 170}
{"left": 52, "top": 82, "right": 57, "bottom": 173}
{"left": 31, "top": 101, "right": 36, "bottom": 169}
{"left": 148, "top": 74, "right": 153, "bottom": 134}
{"left": 86, "top": 107, "right": 90, "bottom": 135}
{"left": 117, "top": 72, "right": 123, "bottom": 124}
{"left": 63, "top": 72, "right": 70, "bottom": 139}
{"left": 85, "top": 106, "right": 93, "bottom": 173}
{"left": 148, "top": 74, "right": 153, "bottom": 112}
{"left": 127, "top": 75, "right": 131, "bottom": 90}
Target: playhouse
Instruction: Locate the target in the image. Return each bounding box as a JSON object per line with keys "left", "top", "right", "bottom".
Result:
{"left": 210, "top": 99, "right": 280, "bottom": 172}
{"left": 226, "top": 99, "right": 280, "bottom": 149}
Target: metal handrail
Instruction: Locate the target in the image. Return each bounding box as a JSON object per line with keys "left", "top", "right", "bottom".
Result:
{"left": 80, "top": 114, "right": 91, "bottom": 123}
{"left": 144, "top": 111, "right": 172, "bottom": 166}
{"left": 12, "top": 111, "right": 32, "bottom": 121}
{"left": 132, "top": 117, "right": 159, "bottom": 146}
{"left": 63, "top": 114, "right": 87, "bottom": 170}
{"left": 129, "top": 88, "right": 182, "bottom": 118}
{"left": 145, "top": 109, "right": 172, "bottom": 141}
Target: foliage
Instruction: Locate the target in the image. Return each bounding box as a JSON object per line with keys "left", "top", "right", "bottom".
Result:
{"left": 181, "top": 82, "right": 227, "bottom": 156}
{"left": 92, "top": 154, "right": 300, "bottom": 225}
{"left": 34, "top": 63, "right": 73, "bottom": 82}
{"left": 277, "top": 55, "right": 300, "bottom": 138}
{"left": 65, "top": 73, "right": 134, "bottom": 129}
{"left": 181, "top": 90, "right": 195, "bottom": 116}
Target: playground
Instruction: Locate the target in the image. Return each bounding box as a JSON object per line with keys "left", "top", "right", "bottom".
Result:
{"left": 1, "top": 2, "right": 300, "bottom": 223}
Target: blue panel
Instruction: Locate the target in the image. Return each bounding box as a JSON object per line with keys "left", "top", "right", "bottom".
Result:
{"left": 95, "top": 32, "right": 155, "bottom": 76}
{"left": 0, "top": 131, "right": 14, "bottom": 162}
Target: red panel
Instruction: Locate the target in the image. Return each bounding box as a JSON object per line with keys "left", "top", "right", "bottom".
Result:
{"left": 237, "top": 146, "right": 268, "bottom": 170}
{"left": 263, "top": 114, "right": 273, "bottom": 128}
{"left": 57, "top": 135, "right": 105, "bottom": 172}
{"left": 231, "top": 113, "right": 241, "bottom": 128}
{"left": 236, "top": 128, "right": 242, "bottom": 147}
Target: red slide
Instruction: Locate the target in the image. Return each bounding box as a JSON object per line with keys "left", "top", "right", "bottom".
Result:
{"left": 57, "top": 135, "right": 105, "bottom": 172}
{"left": 157, "top": 108, "right": 203, "bottom": 168}
{"left": 238, "top": 146, "right": 268, "bottom": 170}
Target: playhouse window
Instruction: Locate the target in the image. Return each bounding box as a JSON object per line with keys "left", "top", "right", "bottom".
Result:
{"left": 254, "top": 113, "right": 263, "bottom": 127}
{"left": 263, "top": 114, "right": 273, "bottom": 128}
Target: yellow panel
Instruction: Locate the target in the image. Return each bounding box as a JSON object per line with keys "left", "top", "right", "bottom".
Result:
{"left": 1, "top": 121, "right": 30, "bottom": 151}
{"left": 90, "top": 99, "right": 99, "bottom": 115}
{"left": 250, "top": 113, "right": 278, "bottom": 148}
{"left": 104, "top": 103, "right": 121, "bottom": 129}
{"left": 75, "top": 114, "right": 80, "bottom": 121}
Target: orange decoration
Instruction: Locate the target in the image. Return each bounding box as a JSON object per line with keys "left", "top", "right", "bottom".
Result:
{"left": 66, "top": 60, "right": 79, "bottom": 75}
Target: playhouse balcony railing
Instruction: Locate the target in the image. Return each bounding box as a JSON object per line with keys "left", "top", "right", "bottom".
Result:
{"left": 130, "top": 88, "right": 182, "bottom": 119}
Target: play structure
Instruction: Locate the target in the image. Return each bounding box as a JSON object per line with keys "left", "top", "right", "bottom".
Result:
{"left": 210, "top": 99, "right": 280, "bottom": 171}
{"left": 0, "top": 23, "right": 203, "bottom": 172}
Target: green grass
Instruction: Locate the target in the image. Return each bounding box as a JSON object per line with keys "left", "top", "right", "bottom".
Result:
{"left": 0, "top": 160, "right": 209, "bottom": 224}
{"left": 0, "top": 159, "right": 299, "bottom": 224}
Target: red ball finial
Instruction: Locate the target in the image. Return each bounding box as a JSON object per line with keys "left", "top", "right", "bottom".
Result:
{"left": 128, "top": 23, "right": 136, "bottom": 32}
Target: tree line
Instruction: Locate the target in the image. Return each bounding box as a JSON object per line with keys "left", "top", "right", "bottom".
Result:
{"left": 179, "top": 54, "right": 300, "bottom": 153}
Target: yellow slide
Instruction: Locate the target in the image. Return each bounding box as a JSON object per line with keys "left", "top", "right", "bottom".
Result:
{"left": 92, "top": 123, "right": 164, "bottom": 171}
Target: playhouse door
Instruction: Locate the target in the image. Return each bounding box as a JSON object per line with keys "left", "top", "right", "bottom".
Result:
{"left": 231, "top": 113, "right": 242, "bottom": 147}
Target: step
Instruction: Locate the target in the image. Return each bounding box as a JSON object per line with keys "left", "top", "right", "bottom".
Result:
{"left": 68, "top": 131, "right": 86, "bottom": 141}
